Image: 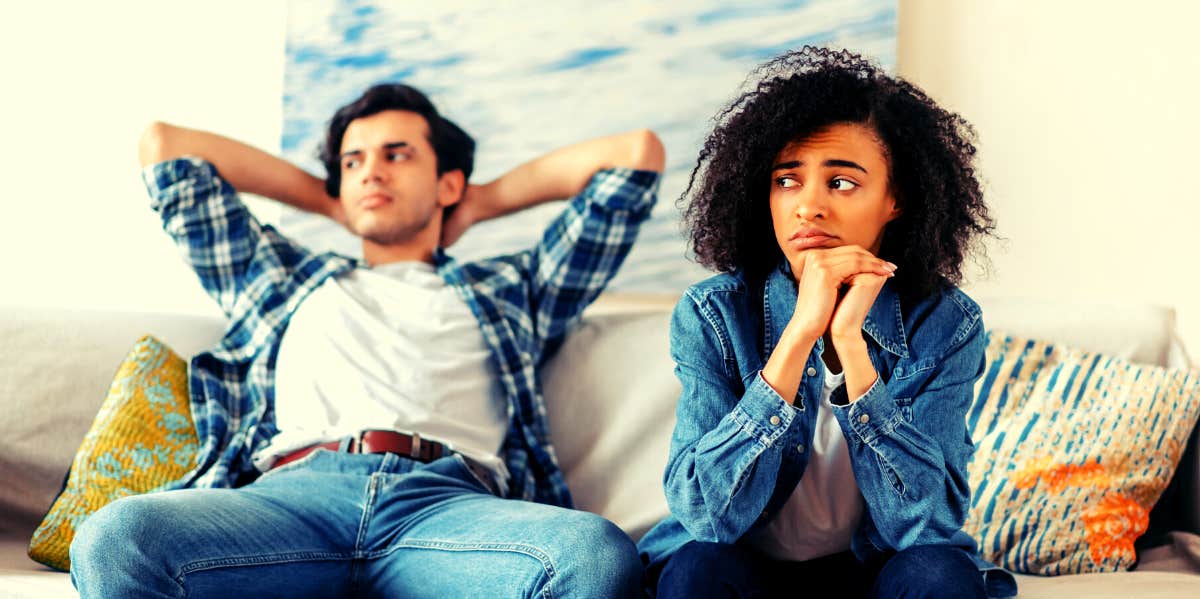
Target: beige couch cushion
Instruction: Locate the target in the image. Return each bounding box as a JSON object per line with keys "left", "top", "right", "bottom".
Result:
{"left": 0, "top": 309, "right": 223, "bottom": 539}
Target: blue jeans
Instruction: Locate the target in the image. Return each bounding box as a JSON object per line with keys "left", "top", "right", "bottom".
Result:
{"left": 69, "top": 450, "right": 641, "bottom": 598}
{"left": 655, "top": 541, "right": 986, "bottom": 599}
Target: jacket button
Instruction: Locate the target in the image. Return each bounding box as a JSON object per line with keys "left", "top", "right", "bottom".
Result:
{"left": 769, "top": 415, "right": 781, "bottom": 426}
{"left": 806, "top": 367, "right": 817, "bottom": 377}
{"left": 859, "top": 414, "right": 870, "bottom": 424}
{"left": 796, "top": 444, "right": 805, "bottom": 454}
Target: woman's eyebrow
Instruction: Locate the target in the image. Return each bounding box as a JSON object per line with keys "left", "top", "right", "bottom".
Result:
{"left": 771, "top": 159, "right": 868, "bottom": 173}
{"left": 824, "top": 159, "right": 867, "bottom": 173}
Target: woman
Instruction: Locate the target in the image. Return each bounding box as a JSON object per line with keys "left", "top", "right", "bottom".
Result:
{"left": 638, "top": 47, "right": 1016, "bottom": 598}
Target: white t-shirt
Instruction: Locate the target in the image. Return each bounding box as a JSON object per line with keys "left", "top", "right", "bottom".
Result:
{"left": 747, "top": 368, "right": 865, "bottom": 561}
{"left": 254, "top": 261, "right": 509, "bottom": 492}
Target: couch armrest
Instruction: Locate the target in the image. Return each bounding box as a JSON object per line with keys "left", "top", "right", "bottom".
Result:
{"left": 1181, "top": 420, "right": 1200, "bottom": 534}
{"left": 1146, "top": 416, "right": 1200, "bottom": 545}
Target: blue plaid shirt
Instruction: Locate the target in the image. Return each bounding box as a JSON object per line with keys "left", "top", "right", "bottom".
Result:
{"left": 144, "top": 157, "right": 659, "bottom": 507}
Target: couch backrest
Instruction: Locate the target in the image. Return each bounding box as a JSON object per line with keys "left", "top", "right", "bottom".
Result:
{"left": 1, "top": 295, "right": 1194, "bottom": 543}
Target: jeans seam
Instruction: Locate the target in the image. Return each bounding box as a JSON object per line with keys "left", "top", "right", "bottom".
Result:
{"left": 178, "top": 550, "right": 353, "bottom": 574}
{"left": 386, "top": 539, "right": 559, "bottom": 598}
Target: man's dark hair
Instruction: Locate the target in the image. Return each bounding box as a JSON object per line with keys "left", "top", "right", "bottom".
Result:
{"left": 682, "top": 46, "right": 994, "bottom": 300}
{"left": 319, "top": 83, "right": 475, "bottom": 198}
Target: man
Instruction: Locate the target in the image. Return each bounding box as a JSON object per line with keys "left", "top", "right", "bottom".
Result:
{"left": 69, "top": 83, "right": 664, "bottom": 598}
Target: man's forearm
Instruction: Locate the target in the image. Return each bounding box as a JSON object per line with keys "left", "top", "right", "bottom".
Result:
{"left": 472, "top": 129, "right": 665, "bottom": 221}
{"left": 138, "top": 122, "right": 338, "bottom": 219}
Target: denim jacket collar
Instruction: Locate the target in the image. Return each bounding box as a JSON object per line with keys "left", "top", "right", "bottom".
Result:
{"left": 762, "top": 261, "right": 910, "bottom": 359}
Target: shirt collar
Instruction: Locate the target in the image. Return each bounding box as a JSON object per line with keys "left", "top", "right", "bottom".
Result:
{"left": 763, "top": 260, "right": 909, "bottom": 358}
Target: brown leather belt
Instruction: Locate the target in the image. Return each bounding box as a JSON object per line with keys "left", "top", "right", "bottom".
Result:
{"left": 271, "top": 429, "right": 449, "bottom": 470}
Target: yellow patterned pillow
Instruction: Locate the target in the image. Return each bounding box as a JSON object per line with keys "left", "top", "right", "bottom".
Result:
{"left": 28, "top": 335, "right": 198, "bottom": 571}
{"left": 964, "top": 331, "right": 1200, "bottom": 575}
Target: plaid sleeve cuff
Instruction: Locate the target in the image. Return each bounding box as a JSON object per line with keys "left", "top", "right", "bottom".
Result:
{"left": 141, "top": 156, "right": 221, "bottom": 212}
{"left": 579, "top": 166, "right": 661, "bottom": 213}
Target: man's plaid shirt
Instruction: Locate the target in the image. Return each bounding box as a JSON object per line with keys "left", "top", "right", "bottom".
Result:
{"left": 143, "top": 157, "right": 659, "bottom": 507}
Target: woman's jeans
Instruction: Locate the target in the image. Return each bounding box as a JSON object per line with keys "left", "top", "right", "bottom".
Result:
{"left": 656, "top": 540, "right": 987, "bottom": 599}
{"left": 69, "top": 450, "right": 641, "bottom": 598}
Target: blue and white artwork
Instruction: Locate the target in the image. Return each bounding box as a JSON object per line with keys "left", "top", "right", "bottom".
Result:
{"left": 282, "top": 0, "right": 897, "bottom": 291}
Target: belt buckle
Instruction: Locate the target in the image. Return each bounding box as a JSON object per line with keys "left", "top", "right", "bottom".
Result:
{"left": 410, "top": 432, "right": 422, "bottom": 460}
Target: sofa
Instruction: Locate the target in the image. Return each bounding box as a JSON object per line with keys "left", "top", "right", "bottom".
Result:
{"left": 2, "top": 294, "right": 1199, "bottom": 597}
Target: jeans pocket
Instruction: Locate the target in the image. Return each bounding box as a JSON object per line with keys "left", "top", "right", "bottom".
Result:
{"left": 257, "top": 448, "right": 333, "bottom": 481}
{"left": 451, "top": 454, "right": 499, "bottom": 496}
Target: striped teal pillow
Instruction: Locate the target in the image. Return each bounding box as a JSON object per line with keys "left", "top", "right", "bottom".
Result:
{"left": 963, "top": 331, "right": 1200, "bottom": 575}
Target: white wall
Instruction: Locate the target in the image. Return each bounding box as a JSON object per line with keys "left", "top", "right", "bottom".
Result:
{"left": 2, "top": 1, "right": 1197, "bottom": 364}
{"left": 899, "top": 0, "right": 1200, "bottom": 363}
{"left": 0, "top": 1, "right": 286, "bottom": 320}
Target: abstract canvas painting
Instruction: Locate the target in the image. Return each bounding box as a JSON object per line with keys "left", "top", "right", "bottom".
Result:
{"left": 282, "top": 0, "right": 897, "bottom": 291}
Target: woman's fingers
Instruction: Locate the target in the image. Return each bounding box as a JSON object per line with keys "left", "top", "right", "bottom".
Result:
{"left": 804, "top": 246, "right": 896, "bottom": 282}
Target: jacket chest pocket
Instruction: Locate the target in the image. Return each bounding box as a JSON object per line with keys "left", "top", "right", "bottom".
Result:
{"left": 889, "top": 358, "right": 936, "bottom": 422}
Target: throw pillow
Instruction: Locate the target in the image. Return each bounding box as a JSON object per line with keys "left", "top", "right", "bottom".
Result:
{"left": 27, "top": 335, "right": 198, "bottom": 571}
{"left": 963, "top": 331, "right": 1200, "bottom": 575}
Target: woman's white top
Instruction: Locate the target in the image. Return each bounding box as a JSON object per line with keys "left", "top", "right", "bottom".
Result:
{"left": 747, "top": 368, "right": 865, "bottom": 561}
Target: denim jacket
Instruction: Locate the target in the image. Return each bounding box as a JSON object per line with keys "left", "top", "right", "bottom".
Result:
{"left": 638, "top": 263, "right": 1016, "bottom": 598}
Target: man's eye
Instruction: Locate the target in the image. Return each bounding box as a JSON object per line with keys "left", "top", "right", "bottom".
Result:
{"left": 776, "top": 176, "right": 799, "bottom": 189}
{"left": 830, "top": 178, "right": 858, "bottom": 191}
{"left": 343, "top": 159, "right": 360, "bottom": 170}
{"left": 388, "top": 152, "right": 409, "bottom": 162}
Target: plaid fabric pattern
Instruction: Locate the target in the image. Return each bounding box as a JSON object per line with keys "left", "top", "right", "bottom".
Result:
{"left": 144, "top": 157, "right": 658, "bottom": 506}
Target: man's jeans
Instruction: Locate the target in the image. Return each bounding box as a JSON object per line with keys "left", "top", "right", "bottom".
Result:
{"left": 70, "top": 449, "right": 641, "bottom": 598}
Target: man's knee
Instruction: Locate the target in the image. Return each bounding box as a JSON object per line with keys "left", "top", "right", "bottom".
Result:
{"left": 872, "top": 545, "right": 985, "bottom": 599}
{"left": 71, "top": 494, "right": 174, "bottom": 572}
{"left": 549, "top": 511, "right": 641, "bottom": 597}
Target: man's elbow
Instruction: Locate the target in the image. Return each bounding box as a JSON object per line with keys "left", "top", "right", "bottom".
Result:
{"left": 138, "top": 121, "right": 178, "bottom": 167}
{"left": 622, "top": 128, "right": 666, "bottom": 173}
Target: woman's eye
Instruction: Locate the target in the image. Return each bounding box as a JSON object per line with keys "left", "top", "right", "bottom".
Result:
{"left": 776, "top": 176, "right": 799, "bottom": 189}
{"left": 830, "top": 178, "right": 858, "bottom": 191}
{"left": 342, "top": 159, "right": 360, "bottom": 170}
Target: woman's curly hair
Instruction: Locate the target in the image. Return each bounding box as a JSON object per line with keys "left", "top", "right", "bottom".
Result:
{"left": 682, "top": 46, "right": 994, "bottom": 300}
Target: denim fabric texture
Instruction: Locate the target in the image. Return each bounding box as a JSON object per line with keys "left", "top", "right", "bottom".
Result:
{"left": 139, "top": 158, "right": 659, "bottom": 506}
{"left": 638, "top": 263, "right": 1017, "bottom": 598}
{"left": 656, "top": 541, "right": 986, "bottom": 599}
{"left": 70, "top": 451, "right": 641, "bottom": 598}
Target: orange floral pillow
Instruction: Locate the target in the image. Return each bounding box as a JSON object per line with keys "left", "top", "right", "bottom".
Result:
{"left": 964, "top": 331, "right": 1200, "bottom": 574}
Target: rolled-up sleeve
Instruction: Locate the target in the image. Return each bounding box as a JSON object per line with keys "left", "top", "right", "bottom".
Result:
{"left": 143, "top": 157, "right": 316, "bottom": 318}
{"left": 527, "top": 167, "right": 659, "bottom": 354}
